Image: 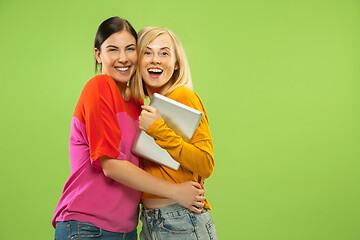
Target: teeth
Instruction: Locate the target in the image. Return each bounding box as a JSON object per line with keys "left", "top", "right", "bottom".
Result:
{"left": 148, "top": 68, "right": 163, "bottom": 73}
{"left": 116, "top": 67, "right": 129, "bottom": 71}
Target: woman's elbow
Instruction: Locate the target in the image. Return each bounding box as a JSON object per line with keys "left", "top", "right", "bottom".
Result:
{"left": 102, "top": 165, "right": 113, "bottom": 178}
{"left": 102, "top": 166, "right": 113, "bottom": 178}
{"left": 199, "top": 156, "right": 215, "bottom": 178}
{"left": 100, "top": 157, "right": 115, "bottom": 178}
{"left": 200, "top": 166, "right": 214, "bottom": 178}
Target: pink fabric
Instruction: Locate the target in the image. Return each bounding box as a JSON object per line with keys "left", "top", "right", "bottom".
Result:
{"left": 52, "top": 75, "right": 143, "bottom": 233}
{"left": 52, "top": 114, "right": 141, "bottom": 232}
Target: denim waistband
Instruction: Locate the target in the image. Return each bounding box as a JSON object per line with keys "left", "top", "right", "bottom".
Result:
{"left": 142, "top": 204, "right": 205, "bottom": 219}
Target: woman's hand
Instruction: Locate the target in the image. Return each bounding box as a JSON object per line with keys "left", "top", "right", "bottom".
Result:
{"left": 139, "top": 105, "right": 162, "bottom": 131}
{"left": 170, "top": 181, "right": 206, "bottom": 213}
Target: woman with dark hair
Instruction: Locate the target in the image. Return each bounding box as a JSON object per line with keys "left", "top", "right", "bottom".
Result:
{"left": 52, "top": 17, "right": 205, "bottom": 240}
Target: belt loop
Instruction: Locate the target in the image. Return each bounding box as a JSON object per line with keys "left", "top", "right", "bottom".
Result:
{"left": 153, "top": 209, "right": 159, "bottom": 219}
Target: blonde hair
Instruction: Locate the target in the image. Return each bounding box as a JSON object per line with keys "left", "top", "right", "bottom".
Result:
{"left": 130, "top": 27, "right": 192, "bottom": 100}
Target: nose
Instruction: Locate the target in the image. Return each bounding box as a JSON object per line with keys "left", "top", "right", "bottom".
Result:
{"left": 151, "top": 54, "right": 161, "bottom": 64}
{"left": 118, "top": 51, "right": 128, "bottom": 64}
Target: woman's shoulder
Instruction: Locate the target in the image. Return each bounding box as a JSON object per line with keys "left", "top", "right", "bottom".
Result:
{"left": 78, "top": 75, "right": 119, "bottom": 104}
{"left": 168, "top": 86, "right": 197, "bottom": 100}
{"left": 81, "top": 75, "right": 119, "bottom": 97}
{"left": 167, "top": 86, "right": 203, "bottom": 110}
{"left": 85, "top": 74, "right": 114, "bottom": 89}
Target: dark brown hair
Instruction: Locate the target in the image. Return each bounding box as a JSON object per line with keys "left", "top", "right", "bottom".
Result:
{"left": 94, "top": 17, "right": 137, "bottom": 73}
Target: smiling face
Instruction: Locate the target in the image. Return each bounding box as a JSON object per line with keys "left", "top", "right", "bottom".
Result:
{"left": 95, "top": 30, "right": 137, "bottom": 86}
{"left": 140, "top": 33, "right": 179, "bottom": 96}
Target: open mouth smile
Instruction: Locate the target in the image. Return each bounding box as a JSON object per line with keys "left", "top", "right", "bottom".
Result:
{"left": 148, "top": 67, "right": 163, "bottom": 78}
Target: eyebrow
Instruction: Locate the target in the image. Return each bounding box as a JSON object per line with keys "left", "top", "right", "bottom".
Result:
{"left": 146, "top": 46, "right": 171, "bottom": 51}
{"left": 106, "top": 44, "right": 136, "bottom": 49}
{"left": 106, "top": 45, "right": 118, "bottom": 49}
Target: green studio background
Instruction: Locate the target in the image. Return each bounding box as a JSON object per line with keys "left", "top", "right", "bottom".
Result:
{"left": 0, "top": 0, "right": 359, "bottom": 239}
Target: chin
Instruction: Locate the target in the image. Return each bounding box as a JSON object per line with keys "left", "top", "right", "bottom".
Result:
{"left": 113, "top": 77, "right": 130, "bottom": 84}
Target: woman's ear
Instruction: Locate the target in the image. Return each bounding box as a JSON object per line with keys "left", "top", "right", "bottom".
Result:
{"left": 94, "top": 48, "right": 102, "bottom": 64}
{"left": 175, "top": 61, "right": 179, "bottom": 70}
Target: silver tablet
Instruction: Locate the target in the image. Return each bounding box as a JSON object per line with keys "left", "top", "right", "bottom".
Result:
{"left": 132, "top": 93, "right": 203, "bottom": 170}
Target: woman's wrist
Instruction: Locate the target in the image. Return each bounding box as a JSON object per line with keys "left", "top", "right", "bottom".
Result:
{"left": 162, "top": 182, "right": 177, "bottom": 200}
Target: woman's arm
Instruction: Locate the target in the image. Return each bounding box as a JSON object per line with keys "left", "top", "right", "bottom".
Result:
{"left": 139, "top": 105, "right": 214, "bottom": 178}
{"left": 100, "top": 156, "right": 205, "bottom": 213}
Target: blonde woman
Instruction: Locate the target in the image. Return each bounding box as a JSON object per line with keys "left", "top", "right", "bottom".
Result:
{"left": 131, "top": 27, "right": 218, "bottom": 240}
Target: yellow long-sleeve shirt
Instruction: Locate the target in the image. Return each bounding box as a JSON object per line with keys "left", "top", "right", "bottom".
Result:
{"left": 141, "top": 86, "right": 214, "bottom": 209}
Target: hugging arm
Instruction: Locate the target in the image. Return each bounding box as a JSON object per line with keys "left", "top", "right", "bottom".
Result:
{"left": 100, "top": 157, "right": 205, "bottom": 213}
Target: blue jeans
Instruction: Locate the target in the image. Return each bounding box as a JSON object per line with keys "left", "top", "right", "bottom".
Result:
{"left": 54, "top": 220, "right": 137, "bottom": 240}
{"left": 140, "top": 204, "right": 218, "bottom": 240}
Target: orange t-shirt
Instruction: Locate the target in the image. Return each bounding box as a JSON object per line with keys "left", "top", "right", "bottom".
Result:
{"left": 142, "top": 86, "right": 214, "bottom": 209}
